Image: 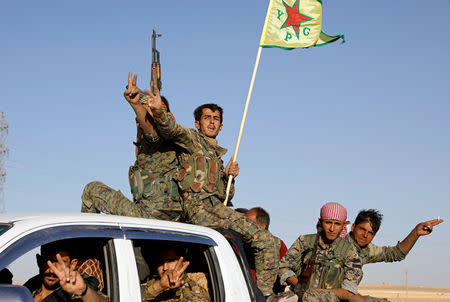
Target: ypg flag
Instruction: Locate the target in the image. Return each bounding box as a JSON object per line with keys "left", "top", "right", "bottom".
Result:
{"left": 260, "top": 0, "right": 344, "bottom": 49}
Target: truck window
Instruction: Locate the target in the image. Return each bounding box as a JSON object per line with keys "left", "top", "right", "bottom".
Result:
{"left": 1, "top": 237, "right": 113, "bottom": 300}
{"left": 132, "top": 239, "right": 219, "bottom": 301}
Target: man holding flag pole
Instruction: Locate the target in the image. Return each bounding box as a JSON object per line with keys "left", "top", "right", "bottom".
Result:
{"left": 148, "top": 0, "right": 344, "bottom": 301}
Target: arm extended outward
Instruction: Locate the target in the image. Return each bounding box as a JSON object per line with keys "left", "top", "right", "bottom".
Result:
{"left": 398, "top": 218, "right": 443, "bottom": 254}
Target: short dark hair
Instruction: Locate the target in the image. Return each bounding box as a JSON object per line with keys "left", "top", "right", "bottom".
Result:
{"left": 40, "top": 240, "right": 72, "bottom": 259}
{"left": 249, "top": 207, "right": 270, "bottom": 230}
{"left": 235, "top": 208, "right": 249, "bottom": 214}
{"left": 193, "top": 103, "right": 223, "bottom": 123}
{"left": 354, "top": 209, "right": 383, "bottom": 233}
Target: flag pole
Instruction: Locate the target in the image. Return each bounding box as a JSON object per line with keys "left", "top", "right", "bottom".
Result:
{"left": 223, "top": 46, "right": 263, "bottom": 205}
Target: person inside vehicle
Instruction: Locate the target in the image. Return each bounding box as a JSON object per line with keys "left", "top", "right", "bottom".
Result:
{"left": 0, "top": 268, "right": 13, "bottom": 284}
{"left": 25, "top": 241, "right": 106, "bottom": 302}
{"left": 140, "top": 245, "right": 210, "bottom": 301}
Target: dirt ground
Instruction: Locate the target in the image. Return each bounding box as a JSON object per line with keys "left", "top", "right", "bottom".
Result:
{"left": 359, "top": 284, "right": 450, "bottom": 302}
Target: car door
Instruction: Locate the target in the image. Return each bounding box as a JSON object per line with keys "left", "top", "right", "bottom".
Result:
{"left": 0, "top": 223, "right": 123, "bottom": 301}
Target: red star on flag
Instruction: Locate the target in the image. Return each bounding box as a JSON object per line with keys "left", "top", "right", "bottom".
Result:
{"left": 281, "top": 0, "right": 313, "bottom": 39}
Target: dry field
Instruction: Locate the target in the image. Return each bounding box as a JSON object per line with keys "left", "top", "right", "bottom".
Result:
{"left": 359, "top": 284, "right": 450, "bottom": 302}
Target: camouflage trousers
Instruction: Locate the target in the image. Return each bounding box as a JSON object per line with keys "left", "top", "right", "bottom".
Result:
{"left": 183, "top": 195, "right": 279, "bottom": 296}
{"left": 302, "top": 289, "right": 340, "bottom": 302}
{"left": 81, "top": 181, "right": 182, "bottom": 221}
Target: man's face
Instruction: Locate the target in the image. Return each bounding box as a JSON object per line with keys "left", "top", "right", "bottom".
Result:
{"left": 351, "top": 221, "right": 376, "bottom": 247}
{"left": 321, "top": 219, "right": 345, "bottom": 242}
{"left": 195, "top": 108, "right": 223, "bottom": 138}
{"left": 39, "top": 251, "right": 72, "bottom": 290}
{"left": 157, "top": 249, "right": 180, "bottom": 278}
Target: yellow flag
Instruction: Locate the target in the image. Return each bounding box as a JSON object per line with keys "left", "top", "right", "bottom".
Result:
{"left": 260, "top": 0, "right": 344, "bottom": 49}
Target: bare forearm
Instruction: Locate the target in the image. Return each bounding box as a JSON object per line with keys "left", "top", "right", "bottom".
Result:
{"left": 130, "top": 103, "right": 157, "bottom": 134}
{"left": 399, "top": 229, "right": 419, "bottom": 254}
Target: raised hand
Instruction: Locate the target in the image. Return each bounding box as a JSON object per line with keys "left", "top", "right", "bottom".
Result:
{"left": 415, "top": 218, "right": 443, "bottom": 236}
{"left": 47, "top": 253, "right": 87, "bottom": 296}
{"left": 144, "top": 85, "right": 164, "bottom": 117}
{"left": 159, "top": 256, "right": 190, "bottom": 290}
{"left": 124, "top": 72, "right": 141, "bottom": 104}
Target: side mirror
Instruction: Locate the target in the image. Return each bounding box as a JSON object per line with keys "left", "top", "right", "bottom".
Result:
{"left": 0, "top": 284, "right": 34, "bottom": 302}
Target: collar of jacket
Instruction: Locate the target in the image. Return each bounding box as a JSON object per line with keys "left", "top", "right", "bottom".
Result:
{"left": 202, "top": 135, "right": 228, "bottom": 157}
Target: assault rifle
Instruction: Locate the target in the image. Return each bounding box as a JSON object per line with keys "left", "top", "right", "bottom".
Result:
{"left": 294, "top": 234, "right": 320, "bottom": 298}
{"left": 150, "top": 29, "right": 162, "bottom": 94}
{"left": 137, "top": 30, "right": 162, "bottom": 105}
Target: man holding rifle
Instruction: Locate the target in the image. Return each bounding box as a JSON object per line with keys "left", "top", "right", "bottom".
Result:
{"left": 81, "top": 72, "right": 182, "bottom": 221}
{"left": 81, "top": 31, "right": 183, "bottom": 220}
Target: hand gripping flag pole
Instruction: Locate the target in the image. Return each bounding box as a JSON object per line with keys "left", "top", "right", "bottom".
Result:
{"left": 223, "top": 0, "right": 344, "bottom": 205}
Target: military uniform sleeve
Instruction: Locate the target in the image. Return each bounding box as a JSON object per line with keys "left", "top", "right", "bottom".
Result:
{"left": 181, "top": 277, "right": 211, "bottom": 302}
{"left": 279, "top": 235, "right": 306, "bottom": 285}
{"left": 140, "top": 279, "right": 161, "bottom": 301}
{"left": 153, "top": 112, "right": 197, "bottom": 153}
{"left": 341, "top": 245, "right": 363, "bottom": 295}
{"left": 364, "top": 242, "right": 407, "bottom": 264}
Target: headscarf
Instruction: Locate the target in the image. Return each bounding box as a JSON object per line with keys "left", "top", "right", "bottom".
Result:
{"left": 317, "top": 202, "right": 348, "bottom": 238}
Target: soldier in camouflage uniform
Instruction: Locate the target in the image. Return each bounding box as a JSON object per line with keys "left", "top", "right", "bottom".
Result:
{"left": 146, "top": 87, "right": 292, "bottom": 301}
{"left": 280, "top": 202, "right": 364, "bottom": 302}
{"left": 81, "top": 73, "right": 182, "bottom": 221}
{"left": 140, "top": 247, "right": 210, "bottom": 302}
{"left": 343, "top": 209, "right": 443, "bottom": 302}
{"left": 347, "top": 209, "right": 443, "bottom": 266}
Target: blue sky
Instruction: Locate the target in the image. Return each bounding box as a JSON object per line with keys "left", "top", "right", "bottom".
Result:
{"left": 1, "top": 0, "right": 449, "bottom": 287}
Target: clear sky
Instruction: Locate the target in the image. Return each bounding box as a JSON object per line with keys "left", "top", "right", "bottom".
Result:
{"left": 1, "top": 0, "right": 449, "bottom": 287}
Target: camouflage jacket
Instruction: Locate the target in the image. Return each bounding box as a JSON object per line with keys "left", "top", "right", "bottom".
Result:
{"left": 153, "top": 112, "right": 234, "bottom": 204}
{"left": 129, "top": 132, "right": 182, "bottom": 211}
{"left": 345, "top": 234, "right": 407, "bottom": 266}
{"left": 279, "top": 233, "right": 362, "bottom": 295}
{"left": 140, "top": 274, "right": 211, "bottom": 302}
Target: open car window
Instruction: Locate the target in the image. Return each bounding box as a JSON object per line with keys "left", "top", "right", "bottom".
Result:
{"left": 0, "top": 225, "right": 122, "bottom": 301}
{"left": 131, "top": 238, "right": 223, "bottom": 302}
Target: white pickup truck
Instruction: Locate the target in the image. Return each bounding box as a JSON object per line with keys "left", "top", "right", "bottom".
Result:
{"left": 0, "top": 213, "right": 265, "bottom": 301}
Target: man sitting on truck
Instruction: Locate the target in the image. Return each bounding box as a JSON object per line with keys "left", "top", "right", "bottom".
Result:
{"left": 346, "top": 209, "right": 443, "bottom": 267}
{"left": 81, "top": 72, "right": 182, "bottom": 222}
{"left": 146, "top": 86, "right": 297, "bottom": 302}
{"left": 140, "top": 246, "right": 210, "bottom": 301}
{"left": 280, "top": 202, "right": 364, "bottom": 302}
{"left": 25, "top": 241, "right": 106, "bottom": 302}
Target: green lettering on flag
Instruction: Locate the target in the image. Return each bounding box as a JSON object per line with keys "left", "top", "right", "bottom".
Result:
{"left": 284, "top": 32, "right": 293, "bottom": 41}
{"left": 260, "top": 0, "right": 344, "bottom": 49}
{"left": 303, "top": 27, "right": 310, "bottom": 36}
{"left": 277, "top": 9, "right": 284, "bottom": 20}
